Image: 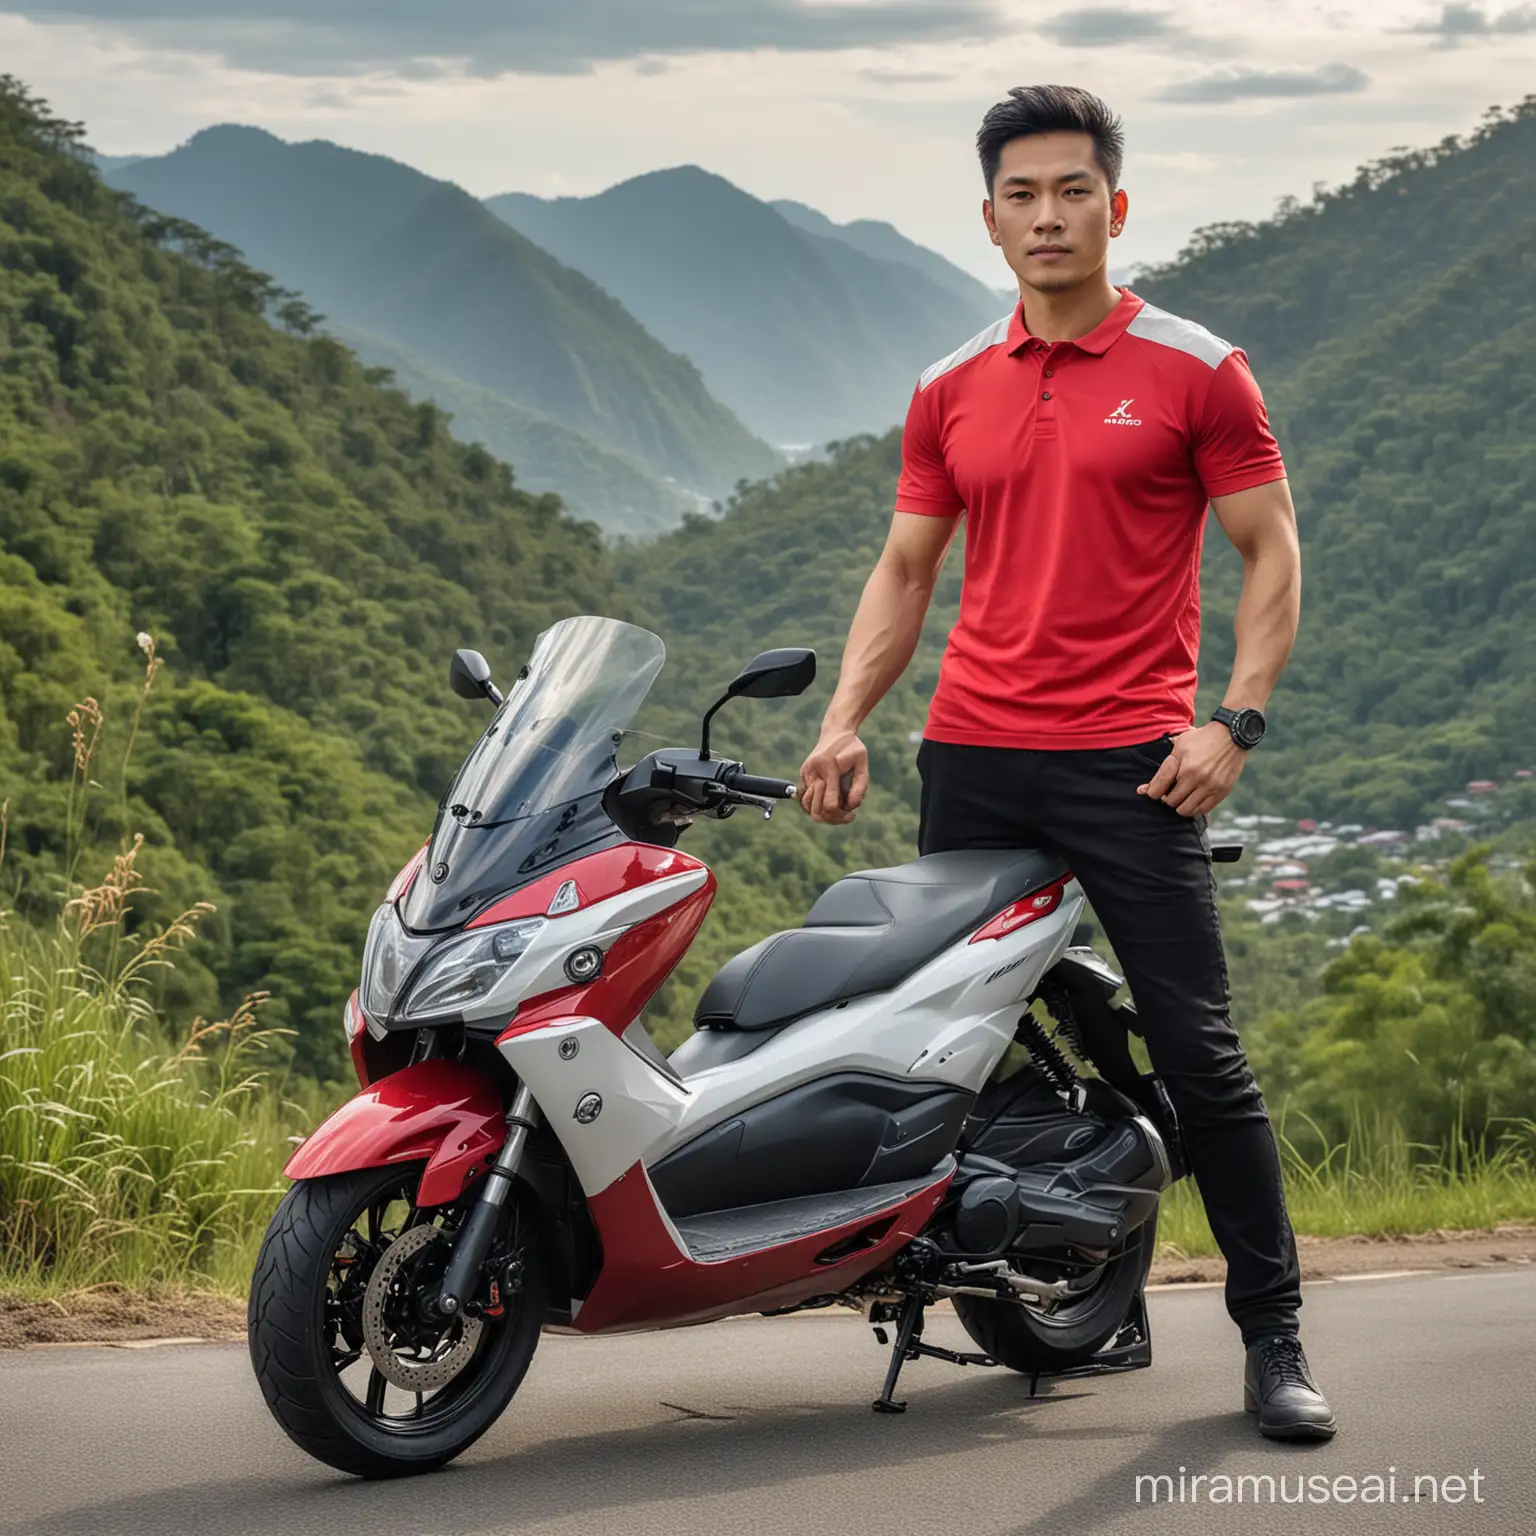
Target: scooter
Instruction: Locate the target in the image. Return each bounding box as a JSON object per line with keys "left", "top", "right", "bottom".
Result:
{"left": 249, "top": 614, "right": 1220, "bottom": 1479}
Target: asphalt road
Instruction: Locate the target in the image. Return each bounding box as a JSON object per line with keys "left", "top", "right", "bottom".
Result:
{"left": 2, "top": 1269, "right": 1533, "bottom": 1536}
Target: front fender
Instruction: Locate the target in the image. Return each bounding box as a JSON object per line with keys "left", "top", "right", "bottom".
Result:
{"left": 284, "top": 1059, "right": 506, "bottom": 1207}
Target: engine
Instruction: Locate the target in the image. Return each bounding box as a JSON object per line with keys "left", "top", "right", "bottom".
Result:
{"left": 937, "top": 1109, "right": 1172, "bottom": 1264}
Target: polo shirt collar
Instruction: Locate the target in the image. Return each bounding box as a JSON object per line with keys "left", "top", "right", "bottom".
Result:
{"left": 1006, "top": 286, "right": 1144, "bottom": 356}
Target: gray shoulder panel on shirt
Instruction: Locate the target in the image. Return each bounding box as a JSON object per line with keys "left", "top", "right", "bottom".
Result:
{"left": 1125, "top": 301, "right": 1234, "bottom": 370}
{"left": 918, "top": 313, "right": 1013, "bottom": 390}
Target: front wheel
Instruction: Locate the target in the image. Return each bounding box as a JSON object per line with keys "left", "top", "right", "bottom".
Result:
{"left": 952, "top": 1214, "right": 1156, "bottom": 1374}
{"left": 248, "top": 1163, "right": 543, "bottom": 1478}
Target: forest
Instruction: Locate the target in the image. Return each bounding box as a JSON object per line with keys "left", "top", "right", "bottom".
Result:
{"left": 2, "top": 77, "right": 1534, "bottom": 1163}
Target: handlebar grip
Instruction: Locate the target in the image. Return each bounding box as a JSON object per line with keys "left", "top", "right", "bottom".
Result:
{"left": 723, "top": 769, "right": 799, "bottom": 800}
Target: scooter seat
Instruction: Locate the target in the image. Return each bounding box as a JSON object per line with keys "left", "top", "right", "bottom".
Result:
{"left": 693, "top": 848, "right": 1070, "bottom": 1033}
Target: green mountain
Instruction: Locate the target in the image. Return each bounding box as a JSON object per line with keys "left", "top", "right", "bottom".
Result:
{"left": 769, "top": 197, "right": 999, "bottom": 311}
{"left": 323, "top": 321, "right": 699, "bottom": 538}
{"left": 107, "top": 127, "right": 780, "bottom": 524}
{"left": 487, "top": 166, "right": 1004, "bottom": 446}
{"left": 0, "top": 80, "right": 634, "bottom": 1078}
{"left": 6, "top": 73, "right": 1535, "bottom": 1084}
{"left": 1132, "top": 100, "right": 1536, "bottom": 819}
{"left": 616, "top": 99, "right": 1536, "bottom": 1043}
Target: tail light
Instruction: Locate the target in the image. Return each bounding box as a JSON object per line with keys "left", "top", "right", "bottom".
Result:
{"left": 970, "top": 879, "right": 1069, "bottom": 943}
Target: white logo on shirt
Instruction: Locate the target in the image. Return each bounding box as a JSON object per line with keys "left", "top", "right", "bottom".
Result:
{"left": 1104, "top": 399, "right": 1142, "bottom": 426}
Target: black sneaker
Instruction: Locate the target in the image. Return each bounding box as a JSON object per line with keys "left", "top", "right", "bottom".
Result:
{"left": 1244, "top": 1333, "right": 1337, "bottom": 1441}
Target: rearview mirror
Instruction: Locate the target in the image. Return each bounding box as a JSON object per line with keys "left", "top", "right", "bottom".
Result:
{"left": 449, "top": 648, "right": 503, "bottom": 706}
{"left": 700, "top": 646, "right": 816, "bottom": 758}
{"left": 726, "top": 647, "right": 817, "bottom": 700}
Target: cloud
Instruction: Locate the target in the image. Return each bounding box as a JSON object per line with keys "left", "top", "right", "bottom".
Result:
{"left": 1158, "top": 62, "right": 1370, "bottom": 105}
{"left": 7, "top": 1, "right": 1010, "bottom": 77}
{"left": 1407, "top": 4, "right": 1536, "bottom": 44}
{"left": 857, "top": 67, "right": 956, "bottom": 85}
{"left": 1037, "top": 9, "right": 1181, "bottom": 47}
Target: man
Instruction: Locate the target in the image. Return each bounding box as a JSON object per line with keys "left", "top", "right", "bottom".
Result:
{"left": 798, "top": 85, "right": 1334, "bottom": 1441}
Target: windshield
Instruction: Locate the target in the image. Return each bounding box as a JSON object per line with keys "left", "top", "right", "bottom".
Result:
{"left": 400, "top": 616, "right": 665, "bottom": 931}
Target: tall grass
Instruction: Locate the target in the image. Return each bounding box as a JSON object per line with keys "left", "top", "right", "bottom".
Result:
{"left": 1157, "top": 1105, "right": 1536, "bottom": 1260}
{"left": 1, "top": 649, "right": 312, "bottom": 1295}
{"left": 0, "top": 838, "right": 307, "bottom": 1294}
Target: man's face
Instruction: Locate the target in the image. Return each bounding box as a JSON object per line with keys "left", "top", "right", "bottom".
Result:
{"left": 983, "top": 131, "right": 1127, "bottom": 294}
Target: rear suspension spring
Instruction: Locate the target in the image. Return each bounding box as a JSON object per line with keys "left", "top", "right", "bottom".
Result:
{"left": 1037, "top": 977, "right": 1089, "bottom": 1062}
{"left": 1015, "top": 1010, "right": 1081, "bottom": 1097}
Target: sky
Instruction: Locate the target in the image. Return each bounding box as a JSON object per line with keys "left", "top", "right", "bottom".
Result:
{"left": 3, "top": 2, "right": 1534, "bottom": 284}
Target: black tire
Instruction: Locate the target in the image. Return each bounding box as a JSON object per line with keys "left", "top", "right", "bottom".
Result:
{"left": 952, "top": 1214, "right": 1156, "bottom": 1374}
{"left": 248, "top": 1163, "right": 543, "bottom": 1478}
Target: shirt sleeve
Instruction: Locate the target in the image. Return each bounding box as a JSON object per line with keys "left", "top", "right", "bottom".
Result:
{"left": 1193, "top": 350, "right": 1287, "bottom": 499}
{"left": 894, "top": 381, "right": 964, "bottom": 517}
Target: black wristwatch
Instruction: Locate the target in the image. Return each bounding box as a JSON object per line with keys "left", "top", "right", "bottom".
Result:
{"left": 1211, "top": 705, "right": 1267, "bottom": 749}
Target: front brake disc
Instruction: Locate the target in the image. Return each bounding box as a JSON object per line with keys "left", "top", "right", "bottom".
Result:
{"left": 361, "top": 1224, "right": 484, "bottom": 1392}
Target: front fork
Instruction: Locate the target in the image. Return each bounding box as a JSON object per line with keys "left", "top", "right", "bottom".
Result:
{"left": 437, "top": 1081, "right": 540, "bottom": 1317}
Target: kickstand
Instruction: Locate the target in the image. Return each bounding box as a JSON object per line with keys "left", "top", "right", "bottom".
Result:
{"left": 871, "top": 1293, "right": 997, "bottom": 1414}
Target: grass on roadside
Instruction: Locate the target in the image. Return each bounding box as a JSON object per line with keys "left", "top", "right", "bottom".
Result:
{"left": 1156, "top": 1107, "right": 1536, "bottom": 1259}
{"left": 0, "top": 839, "right": 311, "bottom": 1297}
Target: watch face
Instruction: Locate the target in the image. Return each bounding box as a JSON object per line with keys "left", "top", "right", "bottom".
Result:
{"left": 1235, "top": 709, "right": 1267, "bottom": 747}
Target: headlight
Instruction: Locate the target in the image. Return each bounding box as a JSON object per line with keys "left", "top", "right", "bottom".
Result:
{"left": 358, "top": 904, "right": 434, "bottom": 1022}
{"left": 398, "top": 917, "right": 547, "bottom": 1021}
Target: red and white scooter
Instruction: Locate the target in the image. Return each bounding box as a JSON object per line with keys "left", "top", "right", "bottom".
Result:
{"left": 249, "top": 616, "right": 1197, "bottom": 1478}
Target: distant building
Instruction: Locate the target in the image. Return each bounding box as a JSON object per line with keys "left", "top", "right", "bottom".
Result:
{"left": 1272, "top": 878, "right": 1311, "bottom": 895}
{"left": 1516, "top": 769, "right": 1533, "bottom": 780}
{"left": 1296, "top": 818, "right": 1319, "bottom": 833}
{"left": 1466, "top": 780, "right": 1498, "bottom": 793}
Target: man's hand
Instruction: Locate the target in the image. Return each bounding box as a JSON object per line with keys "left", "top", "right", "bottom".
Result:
{"left": 1137, "top": 722, "right": 1247, "bottom": 818}
{"left": 800, "top": 728, "right": 869, "bottom": 824}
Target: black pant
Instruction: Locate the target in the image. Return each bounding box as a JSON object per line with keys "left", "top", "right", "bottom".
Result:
{"left": 917, "top": 736, "right": 1302, "bottom": 1344}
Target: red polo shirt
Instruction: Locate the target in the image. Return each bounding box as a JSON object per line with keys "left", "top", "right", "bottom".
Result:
{"left": 896, "top": 287, "right": 1285, "bottom": 749}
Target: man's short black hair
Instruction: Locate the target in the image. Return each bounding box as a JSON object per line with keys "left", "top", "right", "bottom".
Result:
{"left": 976, "top": 85, "right": 1125, "bottom": 194}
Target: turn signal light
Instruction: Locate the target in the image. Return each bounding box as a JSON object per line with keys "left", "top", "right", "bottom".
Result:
{"left": 343, "top": 989, "right": 367, "bottom": 1041}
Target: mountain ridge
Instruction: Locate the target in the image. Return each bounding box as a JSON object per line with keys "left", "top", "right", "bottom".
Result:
{"left": 108, "top": 127, "right": 780, "bottom": 527}
{"left": 768, "top": 196, "right": 999, "bottom": 309}
{"left": 486, "top": 165, "right": 1003, "bottom": 445}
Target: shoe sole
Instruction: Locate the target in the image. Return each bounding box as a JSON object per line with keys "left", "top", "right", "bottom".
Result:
{"left": 1245, "top": 1386, "right": 1337, "bottom": 1440}
{"left": 1259, "top": 1417, "right": 1338, "bottom": 1441}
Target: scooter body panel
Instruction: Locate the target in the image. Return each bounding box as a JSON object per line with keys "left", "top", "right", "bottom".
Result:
{"left": 284, "top": 1058, "right": 507, "bottom": 1208}
{"left": 570, "top": 1160, "right": 953, "bottom": 1333}
{"left": 487, "top": 867, "right": 1087, "bottom": 1332}
{"left": 494, "top": 874, "right": 1086, "bottom": 1201}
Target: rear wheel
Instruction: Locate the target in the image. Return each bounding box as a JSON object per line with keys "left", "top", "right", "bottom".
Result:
{"left": 952, "top": 1214, "right": 1156, "bottom": 1373}
{"left": 248, "top": 1163, "right": 543, "bottom": 1478}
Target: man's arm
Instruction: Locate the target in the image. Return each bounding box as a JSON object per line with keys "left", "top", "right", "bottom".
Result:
{"left": 800, "top": 510, "right": 959, "bottom": 824}
{"left": 1139, "top": 477, "right": 1301, "bottom": 817}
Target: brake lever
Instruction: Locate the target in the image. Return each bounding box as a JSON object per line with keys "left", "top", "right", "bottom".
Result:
{"left": 701, "top": 783, "right": 778, "bottom": 820}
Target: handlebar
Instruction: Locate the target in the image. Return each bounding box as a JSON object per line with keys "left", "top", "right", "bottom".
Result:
{"left": 722, "top": 768, "right": 799, "bottom": 801}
